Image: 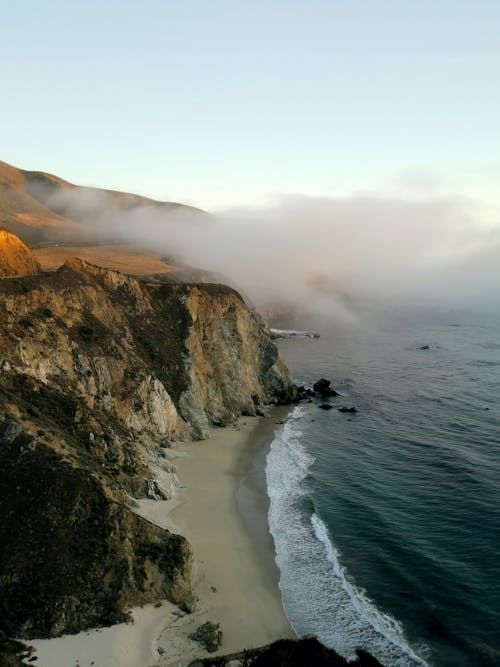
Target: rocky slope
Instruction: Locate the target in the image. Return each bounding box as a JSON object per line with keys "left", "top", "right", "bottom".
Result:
{"left": 0, "top": 249, "right": 295, "bottom": 639}
{"left": 0, "top": 229, "right": 41, "bottom": 278}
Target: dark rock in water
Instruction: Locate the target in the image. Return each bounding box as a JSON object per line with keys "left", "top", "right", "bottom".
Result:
{"left": 419, "top": 345, "right": 430, "bottom": 350}
{"left": 313, "top": 378, "right": 331, "bottom": 392}
{"left": 339, "top": 406, "right": 357, "bottom": 413}
{"left": 189, "top": 621, "right": 223, "bottom": 653}
{"left": 313, "top": 378, "right": 339, "bottom": 397}
{"left": 296, "top": 386, "right": 319, "bottom": 402}
{"left": 319, "top": 403, "right": 333, "bottom": 410}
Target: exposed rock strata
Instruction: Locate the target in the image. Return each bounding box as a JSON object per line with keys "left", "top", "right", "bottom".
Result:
{"left": 0, "top": 253, "right": 295, "bottom": 639}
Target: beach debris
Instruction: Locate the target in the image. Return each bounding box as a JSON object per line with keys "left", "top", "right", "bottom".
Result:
{"left": 339, "top": 406, "right": 358, "bottom": 413}
{"left": 313, "top": 378, "right": 340, "bottom": 397}
{"left": 210, "top": 586, "right": 218, "bottom": 593}
{"left": 189, "top": 621, "right": 223, "bottom": 653}
{"left": 318, "top": 403, "right": 333, "bottom": 410}
{"left": 419, "top": 345, "right": 430, "bottom": 350}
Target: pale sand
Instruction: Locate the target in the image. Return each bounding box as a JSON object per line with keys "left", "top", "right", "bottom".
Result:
{"left": 30, "top": 411, "right": 295, "bottom": 667}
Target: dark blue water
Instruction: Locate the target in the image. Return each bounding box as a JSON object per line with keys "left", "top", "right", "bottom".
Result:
{"left": 266, "top": 307, "right": 500, "bottom": 667}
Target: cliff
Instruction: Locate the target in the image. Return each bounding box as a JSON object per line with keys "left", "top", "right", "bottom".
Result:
{"left": 0, "top": 251, "right": 295, "bottom": 639}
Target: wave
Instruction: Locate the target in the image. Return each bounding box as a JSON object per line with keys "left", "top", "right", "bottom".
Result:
{"left": 270, "top": 328, "right": 320, "bottom": 340}
{"left": 266, "top": 407, "right": 429, "bottom": 667}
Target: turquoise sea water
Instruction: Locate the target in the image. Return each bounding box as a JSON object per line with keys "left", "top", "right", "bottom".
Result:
{"left": 267, "top": 308, "right": 500, "bottom": 667}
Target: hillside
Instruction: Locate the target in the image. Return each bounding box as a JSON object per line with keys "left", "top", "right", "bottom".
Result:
{"left": 0, "top": 160, "right": 204, "bottom": 244}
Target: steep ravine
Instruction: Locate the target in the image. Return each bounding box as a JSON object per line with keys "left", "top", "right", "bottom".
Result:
{"left": 0, "top": 255, "right": 296, "bottom": 641}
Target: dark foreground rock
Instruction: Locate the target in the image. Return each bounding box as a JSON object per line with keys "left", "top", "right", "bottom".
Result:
{"left": 339, "top": 406, "right": 358, "bottom": 413}
{"left": 189, "top": 636, "right": 385, "bottom": 667}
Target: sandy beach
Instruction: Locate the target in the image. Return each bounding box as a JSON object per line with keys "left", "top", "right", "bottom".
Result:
{"left": 30, "top": 409, "right": 295, "bottom": 667}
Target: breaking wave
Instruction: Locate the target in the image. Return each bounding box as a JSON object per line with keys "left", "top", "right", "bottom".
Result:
{"left": 266, "top": 406, "right": 428, "bottom": 667}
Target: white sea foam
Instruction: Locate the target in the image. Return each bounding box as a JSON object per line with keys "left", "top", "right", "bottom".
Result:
{"left": 270, "top": 328, "right": 320, "bottom": 339}
{"left": 266, "top": 407, "right": 429, "bottom": 667}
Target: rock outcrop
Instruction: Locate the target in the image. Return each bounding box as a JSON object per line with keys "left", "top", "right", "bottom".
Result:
{"left": 0, "top": 229, "right": 40, "bottom": 277}
{"left": 0, "top": 250, "right": 295, "bottom": 639}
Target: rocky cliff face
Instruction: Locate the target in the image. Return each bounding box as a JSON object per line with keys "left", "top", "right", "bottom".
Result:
{"left": 0, "top": 252, "right": 295, "bottom": 639}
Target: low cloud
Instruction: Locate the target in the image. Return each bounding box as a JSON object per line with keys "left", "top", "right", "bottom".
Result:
{"left": 43, "top": 185, "right": 500, "bottom": 324}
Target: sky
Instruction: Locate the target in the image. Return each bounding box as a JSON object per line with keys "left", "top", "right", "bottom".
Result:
{"left": 1, "top": 1, "right": 499, "bottom": 210}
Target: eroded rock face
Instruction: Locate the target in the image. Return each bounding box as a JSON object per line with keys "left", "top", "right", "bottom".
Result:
{"left": 0, "top": 257, "right": 295, "bottom": 638}
{"left": 175, "top": 284, "right": 296, "bottom": 437}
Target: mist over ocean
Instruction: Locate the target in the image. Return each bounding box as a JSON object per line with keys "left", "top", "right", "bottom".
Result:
{"left": 267, "top": 306, "right": 500, "bottom": 667}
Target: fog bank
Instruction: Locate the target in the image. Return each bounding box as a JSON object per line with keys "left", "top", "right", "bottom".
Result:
{"left": 45, "top": 187, "right": 500, "bottom": 323}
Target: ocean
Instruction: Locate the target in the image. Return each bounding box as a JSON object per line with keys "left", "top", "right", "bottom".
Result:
{"left": 266, "top": 307, "right": 500, "bottom": 667}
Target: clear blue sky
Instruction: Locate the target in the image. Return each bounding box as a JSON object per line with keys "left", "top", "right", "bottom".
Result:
{"left": 1, "top": 1, "right": 499, "bottom": 209}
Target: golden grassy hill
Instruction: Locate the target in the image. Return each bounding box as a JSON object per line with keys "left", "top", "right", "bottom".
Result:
{"left": 0, "top": 160, "right": 205, "bottom": 244}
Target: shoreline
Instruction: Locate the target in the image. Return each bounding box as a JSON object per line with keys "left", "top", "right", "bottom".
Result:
{"left": 31, "top": 408, "right": 295, "bottom": 667}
